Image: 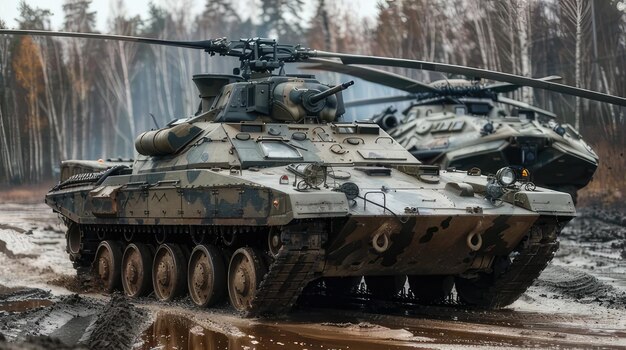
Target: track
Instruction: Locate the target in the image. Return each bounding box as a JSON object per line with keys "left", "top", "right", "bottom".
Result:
{"left": 1, "top": 203, "right": 625, "bottom": 349}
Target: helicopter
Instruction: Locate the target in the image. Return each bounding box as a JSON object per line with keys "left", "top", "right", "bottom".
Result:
{"left": 0, "top": 29, "right": 624, "bottom": 317}
{"left": 303, "top": 59, "right": 611, "bottom": 203}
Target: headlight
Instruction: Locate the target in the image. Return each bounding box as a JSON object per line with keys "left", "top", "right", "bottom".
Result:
{"left": 482, "top": 122, "right": 494, "bottom": 135}
{"left": 553, "top": 124, "right": 566, "bottom": 136}
{"left": 495, "top": 167, "right": 516, "bottom": 186}
{"left": 287, "top": 163, "right": 327, "bottom": 189}
{"left": 301, "top": 163, "right": 326, "bottom": 187}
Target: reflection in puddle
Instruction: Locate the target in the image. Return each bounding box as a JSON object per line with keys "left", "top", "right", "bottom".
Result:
{"left": 136, "top": 313, "right": 414, "bottom": 350}
{"left": 136, "top": 314, "right": 229, "bottom": 350}
{"left": 0, "top": 299, "right": 53, "bottom": 312}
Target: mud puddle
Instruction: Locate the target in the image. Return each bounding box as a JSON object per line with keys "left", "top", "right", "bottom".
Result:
{"left": 136, "top": 314, "right": 228, "bottom": 350}
{"left": 0, "top": 299, "right": 53, "bottom": 312}
{"left": 134, "top": 303, "right": 626, "bottom": 350}
{"left": 0, "top": 287, "right": 54, "bottom": 313}
{"left": 2, "top": 203, "right": 626, "bottom": 349}
{"left": 0, "top": 291, "right": 146, "bottom": 350}
{"left": 136, "top": 311, "right": 420, "bottom": 350}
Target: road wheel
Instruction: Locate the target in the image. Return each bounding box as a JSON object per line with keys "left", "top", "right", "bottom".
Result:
{"left": 66, "top": 222, "right": 82, "bottom": 258}
{"left": 228, "top": 247, "right": 267, "bottom": 313}
{"left": 408, "top": 275, "right": 453, "bottom": 303}
{"left": 94, "top": 240, "right": 123, "bottom": 293}
{"left": 121, "top": 243, "right": 154, "bottom": 297}
{"left": 188, "top": 244, "right": 227, "bottom": 307}
{"left": 152, "top": 244, "right": 187, "bottom": 301}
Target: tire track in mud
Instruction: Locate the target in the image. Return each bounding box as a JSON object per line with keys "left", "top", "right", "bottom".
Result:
{"left": 0, "top": 203, "right": 626, "bottom": 349}
{"left": 0, "top": 239, "right": 38, "bottom": 259}
{"left": 536, "top": 265, "right": 626, "bottom": 308}
{"left": 0, "top": 291, "right": 147, "bottom": 350}
{"left": 0, "top": 225, "right": 26, "bottom": 234}
{"left": 84, "top": 296, "right": 149, "bottom": 350}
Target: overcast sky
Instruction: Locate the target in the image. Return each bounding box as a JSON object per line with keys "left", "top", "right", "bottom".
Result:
{"left": 1, "top": 0, "right": 379, "bottom": 31}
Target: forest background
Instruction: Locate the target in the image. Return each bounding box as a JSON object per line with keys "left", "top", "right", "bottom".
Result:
{"left": 0, "top": 0, "right": 624, "bottom": 206}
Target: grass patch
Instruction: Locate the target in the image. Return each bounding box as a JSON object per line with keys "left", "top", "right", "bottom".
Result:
{"left": 0, "top": 181, "right": 55, "bottom": 204}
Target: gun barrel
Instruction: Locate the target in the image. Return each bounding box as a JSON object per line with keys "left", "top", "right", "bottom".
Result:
{"left": 310, "top": 80, "right": 354, "bottom": 103}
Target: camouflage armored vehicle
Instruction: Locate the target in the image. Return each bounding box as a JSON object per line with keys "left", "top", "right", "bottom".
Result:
{"left": 7, "top": 30, "right": 624, "bottom": 316}
{"left": 305, "top": 60, "right": 612, "bottom": 203}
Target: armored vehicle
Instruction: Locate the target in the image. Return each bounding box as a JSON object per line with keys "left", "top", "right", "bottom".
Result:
{"left": 5, "top": 30, "right": 624, "bottom": 316}
{"left": 305, "top": 60, "right": 610, "bottom": 203}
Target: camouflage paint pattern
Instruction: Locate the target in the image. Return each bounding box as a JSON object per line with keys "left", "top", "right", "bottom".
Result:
{"left": 384, "top": 80, "right": 598, "bottom": 193}
{"left": 46, "top": 118, "right": 575, "bottom": 277}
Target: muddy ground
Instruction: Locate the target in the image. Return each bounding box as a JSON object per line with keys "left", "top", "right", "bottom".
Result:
{"left": 0, "top": 203, "right": 625, "bottom": 349}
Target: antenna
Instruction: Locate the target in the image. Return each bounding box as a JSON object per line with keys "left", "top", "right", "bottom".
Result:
{"left": 149, "top": 113, "right": 160, "bottom": 130}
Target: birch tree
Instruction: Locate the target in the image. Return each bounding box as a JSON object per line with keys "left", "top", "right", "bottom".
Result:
{"left": 259, "top": 0, "right": 305, "bottom": 42}
{"left": 99, "top": 11, "right": 141, "bottom": 154}
{"left": 13, "top": 37, "right": 45, "bottom": 182}
{"left": 63, "top": 0, "right": 96, "bottom": 159}
{"left": 560, "top": 0, "right": 592, "bottom": 130}
{"left": 0, "top": 20, "right": 15, "bottom": 181}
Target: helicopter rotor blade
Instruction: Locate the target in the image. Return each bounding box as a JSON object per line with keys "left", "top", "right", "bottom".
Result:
{"left": 497, "top": 96, "right": 557, "bottom": 118}
{"left": 3, "top": 30, "right": 624, "bottom": 107}
{"left": 310, "top": 51, "right": 626, "bottom": 107}
{"left": 485, "top": 75, "right": 563, "bottom": 93}
{"left": 302, "top": 58, "right": 439, "bottom": 94}
{"left": 0, "top": 29, "right": 227, "bottom": 51}
{"left": 345, "top": 94, "right": 417, "bottom": 108}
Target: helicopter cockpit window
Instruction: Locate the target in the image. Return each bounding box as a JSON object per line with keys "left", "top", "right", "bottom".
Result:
{"left": 455, "top": 106, "right": 466, "bottom": 115}
{"left": 259, "top": 141, "right": 302, "bottom": 159}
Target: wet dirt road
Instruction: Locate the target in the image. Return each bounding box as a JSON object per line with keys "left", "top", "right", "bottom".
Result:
{"left": 0, "top": 203, "right": 625, "bottom": 349}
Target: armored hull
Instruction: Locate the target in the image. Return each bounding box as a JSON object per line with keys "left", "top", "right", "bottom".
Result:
{"left": 303, "top": 60, "right": 602, "bottom": 201}
{"left": 4, "top": 29, "right": 620, "bottom": 317}
{"left": 47, "top": 120, "right": 575, "bottom": 316}
{"left": 388, "top": 106, "right": 598, "bottom": 200}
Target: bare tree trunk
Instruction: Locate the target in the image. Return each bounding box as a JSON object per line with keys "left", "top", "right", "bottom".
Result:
{"left": 508, "top": 5, "right": 517, "bottom": 75}
{"left": 470, "top": 2, "right": 490, "bottom": 69}
{"left": 79, "top": 50, "right": 89, "bottom": 158}
{"left": 100, "top": 38, "right": 138, "bottom": 154}
{"left": 95, "top": 79, "right": 132, "bottom": 150}
{"left": 11, "top": 91, "right": 24, "bottom": 181}
{"left": 0, "top": 108, "right": 12, "bottom": 180}
{"left": 71, "top": 83, "right": 79, "bottom": 159}
{"left": 574, "top": 1, "right": 583, "bottom": 130}
{"left": 151, "top": 45, "right": 171, "bottom": 121}
{"left": 0, "top": 36, "right": 13, "bottom": 181}
{"left": 562, "top": 0, "right": 591, "bottom": 131}
{"left": 486, "top": 13, "right": 501, "bottom": 71}
{"left": 517, "top": 1, "right": 533, "bottom": 104}
{"left": 35, "top": 39, "right": 67, "bottom": 161}
{"left": 119, "top": 41, "right": 135, "bottom": 139}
